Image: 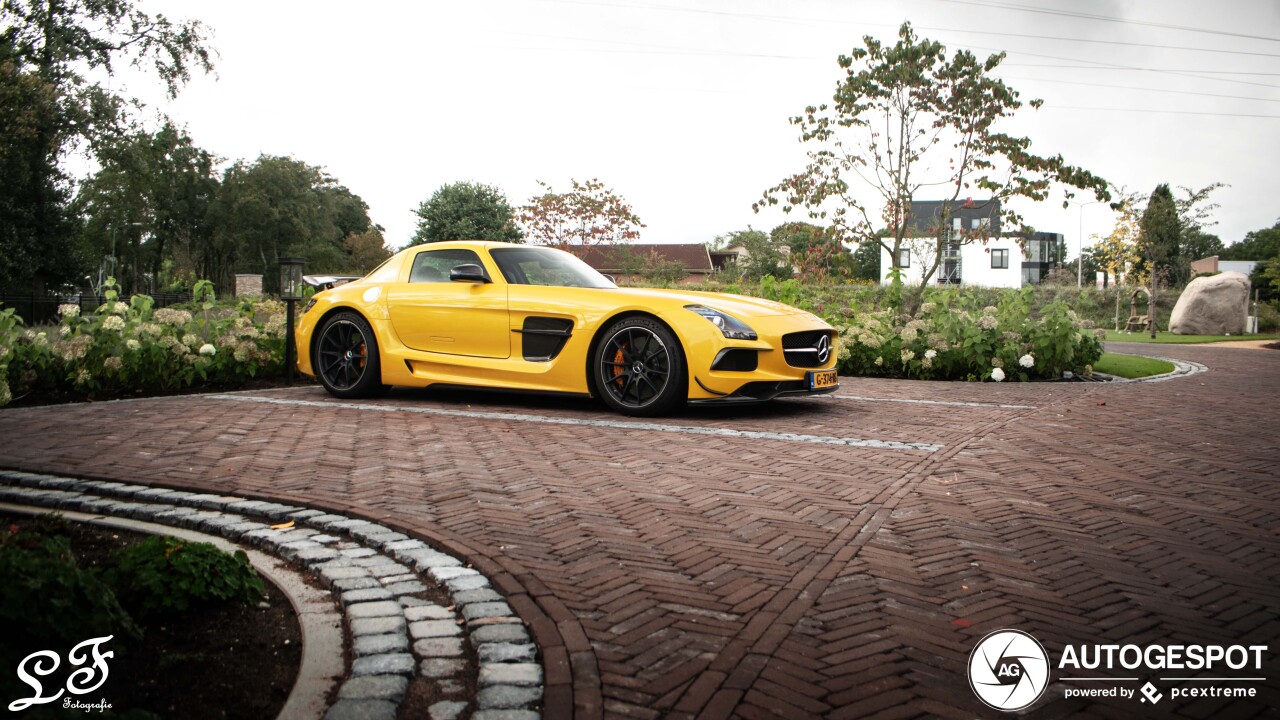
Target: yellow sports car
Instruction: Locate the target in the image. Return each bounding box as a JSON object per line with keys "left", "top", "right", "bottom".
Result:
{"left": 296, "top": 241, "right": 838, "bottom": 416}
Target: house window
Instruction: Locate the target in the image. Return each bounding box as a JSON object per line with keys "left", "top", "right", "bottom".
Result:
{"left": 952, "top": 217, "right": 963, "bottom": 231}
{"left": 898, "top": 249, "right": 910, "bottom": 268}
{"left": 991, "top": 248, "right": 1009, "bottom": 269}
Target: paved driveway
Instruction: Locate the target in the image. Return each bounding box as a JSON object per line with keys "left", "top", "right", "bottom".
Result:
{"left": 1, "top": 342, "right": 1276, "bottom": 718}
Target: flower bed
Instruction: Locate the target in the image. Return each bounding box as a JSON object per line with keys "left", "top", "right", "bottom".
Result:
{"left": 829, "top": 287, "right": 1104, "bottom": 381}
{"left": 0, "top": 281, "right": 286, "bottom": 407}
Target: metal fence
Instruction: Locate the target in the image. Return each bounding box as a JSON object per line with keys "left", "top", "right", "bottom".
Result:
{"left": 0, "top": 292, "right": 194, "bottom": 326}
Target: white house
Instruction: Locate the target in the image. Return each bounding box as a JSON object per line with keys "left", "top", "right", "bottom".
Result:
{"left": 881, "top": 239, "right": 1027, "bottom": 289}
{"left": 878, "top": 200, "right": 1062, "bottom": 288}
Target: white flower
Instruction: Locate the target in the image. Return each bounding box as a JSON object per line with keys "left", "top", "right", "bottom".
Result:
{"left": 873, "top": 356, "right": 884, "bottom": 366}
{"left": 901, "top": 349, "right": 915, "bottom": 363}
{"left": 126, "top": 339, "right": 141, "bottom": 351}
{"left": 1018, "top": 354, "right": 1035, "bottom": 369}
{"left": 101, "top": 315, "right": 125, "bottom": 332}
{"left": 103, "top": 356, "right": 123, "bottom": 371}
{"left": 991, "top": 367, "right": 1005, "bottom": 382}
{"left": 978, "top": 315, "right": 998, "bottom": 331}
{"left": 901, "top": 327, "right": 918, "bottom": 343}
{"left": 199, "top": 343, "right": 216, "bottom": 356}
{"left": 58, "top": 304, "right": 80, "bottom": 318}
{"left": 107, "top": 301, "right": 128, "bottom": 315}
{"left": 925, "top": 349, "right": 937, "bottom": 360}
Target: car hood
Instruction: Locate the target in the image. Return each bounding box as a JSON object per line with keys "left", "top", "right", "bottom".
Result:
{"left": 607, "top": 287, "right": 813, "bottom": 320}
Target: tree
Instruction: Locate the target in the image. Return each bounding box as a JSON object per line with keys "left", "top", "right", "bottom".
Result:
{"left": 0, "top": 0, "right": 213, "bottom": 292}
{"left": 206, "top": 156, "right": 372, "bottom": 293}
{"left": 0, "top": 37, "right": 78, "bottom": 291}
{"left": 518, "top": 178, "right": 644, "bottom": 247}
{"left": 1092, "top": 188, "right": 1142, "bottom": 288}
{"left": 849, "top": 236, "right": 881, "bottom": 281}
{"left": 715, "top": 228, "right": 790, "bottom": 280}
{"left": 1139, "top": 184, "right": 1179, "bottom": 338}
{"left": 772, "top": 222, "right": 853, "bottom": 283}
{"left": 1221, "top": 219, "right": 1280, "bottom": 261}
{"left": 411, "top": 181, "right": 522, "bottom": 245}
{"left": 757, "top": 22, "right": 1108, "bottom": 311}
{"left": 1170, "top": 183, "right": 1227, "bottom": 284}
{"left": 74, "top": 122, "right": 218, "bottom": 294}
{"left": 342, "top": 227, "right": 393, "bottom": 273}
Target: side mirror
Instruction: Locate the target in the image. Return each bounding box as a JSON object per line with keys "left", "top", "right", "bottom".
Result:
{"left": 602, "top": 274, "right": 616, "bottom": 284}
{"left": 449, "top": 264, "right": 489, "bottom": 283}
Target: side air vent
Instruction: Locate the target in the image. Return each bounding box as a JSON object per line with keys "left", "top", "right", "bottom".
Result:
{"left": 518, "top": 317, "right": 574, "bottom": 362}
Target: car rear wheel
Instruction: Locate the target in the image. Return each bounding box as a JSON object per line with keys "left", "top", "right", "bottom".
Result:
{"left": 594, "top": 316, "right": 686, "bottom": 416}
{"left": 315, "top": 311, "right": 385, "bottom": 398}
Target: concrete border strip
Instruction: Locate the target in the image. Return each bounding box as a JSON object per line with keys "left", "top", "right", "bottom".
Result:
{"left": 0, "top": 470, "right": 544, "bottom": 720}
{"left": 209, "top": 394, "right": 945, "bottom": 453}
{"left": 828, "top": 395, "right": 1036, "bottom": 410}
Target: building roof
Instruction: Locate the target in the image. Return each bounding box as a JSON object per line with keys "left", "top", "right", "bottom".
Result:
{"left": 904, "top": 199, "right": 1002, "bottom": 237}
{"left": 571, "top": 243, "right": 714, "bottom": 272}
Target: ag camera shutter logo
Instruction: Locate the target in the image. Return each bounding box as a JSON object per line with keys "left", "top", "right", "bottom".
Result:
{"left": 968, "top": 629, "right": 1050, "bottom": 711}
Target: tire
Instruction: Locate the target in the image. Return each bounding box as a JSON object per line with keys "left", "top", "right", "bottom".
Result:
{"left": 593, "top": 316, "right": 686, "bottom": 417}
{"left": 314, "top": 311, "right": 385, "bottom": 398}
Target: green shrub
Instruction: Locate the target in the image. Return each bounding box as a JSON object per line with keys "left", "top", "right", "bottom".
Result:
{"left": 0, "top": 278, "right": 289, "bottom": 407}
{"left": 831, "top": 286, "right": 1103, "bottom": 380}
{"left": 0, "top": 519, "right": 140, "bottom": 703}
{"left": 107, "top": 536, "right": 266, "bottom": 617}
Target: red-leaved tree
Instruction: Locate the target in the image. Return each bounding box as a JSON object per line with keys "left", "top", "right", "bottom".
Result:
{"left": 518, "top": 178, "right": 644, "bottom": 247}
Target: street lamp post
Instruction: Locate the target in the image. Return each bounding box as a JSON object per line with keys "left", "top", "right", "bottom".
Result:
{"left": 279, "top": 258, "right": 306, "bottom": 385}
{"left": 1068, "top": 200, "right": 1101, "bottom": 288}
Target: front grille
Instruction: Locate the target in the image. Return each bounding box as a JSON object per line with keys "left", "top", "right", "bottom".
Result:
{"left": 782, "top": 330, "right": 833, "bottom": 368}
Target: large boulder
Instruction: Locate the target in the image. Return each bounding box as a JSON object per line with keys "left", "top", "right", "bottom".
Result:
{"left": 1169, "top": 271, "right": 1250, "bottom": 335}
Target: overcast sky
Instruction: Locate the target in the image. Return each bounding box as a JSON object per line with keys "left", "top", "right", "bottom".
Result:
{"left": 117, "top": 0, "right": 1279, "bottom": 257}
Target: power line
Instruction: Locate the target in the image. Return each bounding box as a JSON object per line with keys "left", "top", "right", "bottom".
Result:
{"left": 966, "top": 43, "right": 1280, "bottom": 90}
{"left": 997, "top": 75, "right": 1280, "bottom": 104}
{"left": 938, "top": 0, "right": 1280, "bottom": 43}
{"left": 1003, "top": 65, "right": 1280, "bottom": 76}
{"left": 536, "top": 0, "right": 1280, "bottom": 58}
{"left": 1047, "top": 106, "right": 1280, "bottom": 118}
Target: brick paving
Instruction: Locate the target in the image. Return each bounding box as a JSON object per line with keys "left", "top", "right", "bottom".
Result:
{"left": 1, "top": 341, "right": 1277, "bottom": 719}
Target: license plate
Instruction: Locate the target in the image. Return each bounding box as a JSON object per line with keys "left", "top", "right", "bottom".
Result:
{"left": 808, "top": 369, "right": 838, "bottom": 390}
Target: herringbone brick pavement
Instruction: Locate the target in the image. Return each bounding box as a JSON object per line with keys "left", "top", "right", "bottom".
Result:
{"left": 0, "top": 342, "right": 1276, "bottom": 718}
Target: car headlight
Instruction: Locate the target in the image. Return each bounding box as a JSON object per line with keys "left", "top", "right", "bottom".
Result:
{"left": 685, "top": 305, "right": 757, "bottom": 340}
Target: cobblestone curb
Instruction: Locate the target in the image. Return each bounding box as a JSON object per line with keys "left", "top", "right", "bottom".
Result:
{"left": 0, "top": 470, "right": 543, "bottom": 720}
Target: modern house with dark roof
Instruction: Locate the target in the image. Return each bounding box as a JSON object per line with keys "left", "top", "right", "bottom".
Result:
{"left": 877, "top": 199, "right": 1063, "bottom": 287}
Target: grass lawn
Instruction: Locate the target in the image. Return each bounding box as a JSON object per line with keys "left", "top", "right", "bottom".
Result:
{"left": 1105, "top": 331, "right": 1279, "bottom": 344}
{"left": 1094, "top": 352, "right": 1176, "bottom": 379}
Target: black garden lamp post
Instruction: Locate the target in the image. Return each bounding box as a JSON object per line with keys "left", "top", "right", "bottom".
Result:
{"left": 279, "top": 257, "right": 306, "bottom": 384}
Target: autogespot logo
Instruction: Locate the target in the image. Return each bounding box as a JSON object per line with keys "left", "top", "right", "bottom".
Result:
{"left": 968, "top": 629, "right": 1051, "bottom": 711}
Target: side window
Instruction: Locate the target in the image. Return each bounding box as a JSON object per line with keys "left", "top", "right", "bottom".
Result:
{"left": 408, "top": 249, "right": 488, "bottom": 283}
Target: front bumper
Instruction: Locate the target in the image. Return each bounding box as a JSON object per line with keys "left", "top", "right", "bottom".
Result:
{"left": 689, "top": 376, "right": 840, "bottom": 405}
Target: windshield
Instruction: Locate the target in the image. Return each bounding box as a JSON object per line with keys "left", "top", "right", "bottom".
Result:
{"left": 491, "top": 247, "right": 617, "bottom": 289}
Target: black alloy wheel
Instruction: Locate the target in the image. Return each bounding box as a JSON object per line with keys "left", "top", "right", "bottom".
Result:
{"left": 594, "top": 316, "right": 686, "bottom": 416}
{"left": 315, "top": 311, "right": 384, "bottom": 398}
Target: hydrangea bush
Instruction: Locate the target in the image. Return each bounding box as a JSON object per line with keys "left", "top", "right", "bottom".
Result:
{"left": 0, "top": 279, "right": 286, "bottom": 407}
{"left": 829, "top": 286, "right": 1104, "bottom": 381}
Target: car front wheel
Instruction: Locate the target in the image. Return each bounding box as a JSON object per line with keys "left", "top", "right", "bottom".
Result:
{"left": 315, "top": 311, "right": 385, "bottom": 398}
{"left": 593, "top": 316, "right": 686, "bottom": 416}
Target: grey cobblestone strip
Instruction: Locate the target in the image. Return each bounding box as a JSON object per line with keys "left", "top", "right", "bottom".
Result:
{"left": 0, "top": 470, "right": 543, "bottom": 720}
